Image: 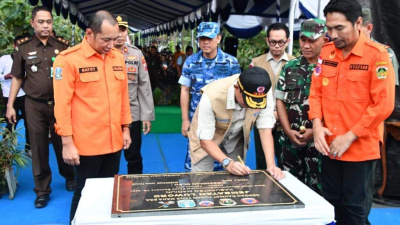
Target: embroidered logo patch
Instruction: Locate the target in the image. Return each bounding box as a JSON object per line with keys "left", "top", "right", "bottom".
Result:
{"left": 257, "top": 86, "right": 265, "bottom": 93}
{"left": 376, "top": 61, "right": 388, "bottom": 66}
{"left": 322, "top": 77, "right": 329, "bottom": 86}
{"left": 55, "top": 67, "right": 62, "bottom": 80}
{"left": 141, "top": 56, "right": 148, "bottom": 71}
{"left": 128, "top": 66, "right": 136, "bottom": 73}
{"left": 128, "top": 55, "right": 137, "bottom": 60}
{"left": 376, "top": 66, "right": 388, "bottom": 80}
{"left": 329, "top": 51, "right": 335, "bottom": 59}
{"left": 314, "top": 64, "right": 322, "bottom": 76}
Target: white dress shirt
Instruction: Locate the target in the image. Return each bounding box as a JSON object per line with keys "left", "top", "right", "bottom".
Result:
{"left": 0, "top": 55, "right": 25, "bottom": 97}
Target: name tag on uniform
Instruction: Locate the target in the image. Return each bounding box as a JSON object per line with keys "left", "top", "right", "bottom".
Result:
{"left": 216, "top": 118, "right": 230, "bottom": 123}
{"left": 349, "top": 64, "right": 369, "bottom": 71}
{"left": 125, "top": 61, "right": 139, "bottom": 66}
{"left": 322, "top": 60, "right": 338, "bottom": 67}
{"left": 79, "top": 67, "right": 98, "bottom": 73}
{"left": 27, "top": 55, "right": 38, "bottom": 60}
{"left": 112, "top": 66, "right": 123, "bottom": 71}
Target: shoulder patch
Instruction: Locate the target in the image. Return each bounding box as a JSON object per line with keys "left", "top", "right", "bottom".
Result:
{"left": 16, "top": 36, "right": 32, "bottom": 46}
{"left": 323, "top": 41, "right": 335, "bottom": 47}
{"left": 365, "top": 41, "right": 387, "bottom": 53}
{"left": 56, "top": 36, "right": 69, "bottom": 46}
{"left": 127, "top": 43, "right": 139, "bottom": 50}
{"left": 112, "top": 48, "right": 123, "bottom": 55}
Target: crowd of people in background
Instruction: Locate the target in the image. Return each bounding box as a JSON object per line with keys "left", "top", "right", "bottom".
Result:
{"left": 134, "top": 44, "right": 193, "bottom": 94}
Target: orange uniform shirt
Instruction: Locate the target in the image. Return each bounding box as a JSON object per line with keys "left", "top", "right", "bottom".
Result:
{"left": 53, "top": 37, "right": 132, "bottom": 156}
{"left": 309, "top": 33, "right": 395, "bottom": 161}
{"left": 172, "top": 51, "right": 184, "bottom": 68}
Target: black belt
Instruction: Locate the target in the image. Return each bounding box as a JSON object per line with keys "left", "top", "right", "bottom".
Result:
{"left": 26, "top": 95, "right": 54, "bottom": 105}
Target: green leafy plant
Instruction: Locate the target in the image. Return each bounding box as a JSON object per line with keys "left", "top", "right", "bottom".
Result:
{"left": 153, "top": 85, "right": 181, "bottom": 106}
{"left": 0, "top": 0, "right": 83, "bottom": 55}
{"left": 221, "top": 28, "right": 301, "bottom": 69}
{"left": 0, "top": 119, "right": 31, "bottom": 194}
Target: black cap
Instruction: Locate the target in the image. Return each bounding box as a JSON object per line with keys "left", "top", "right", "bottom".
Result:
{"left": 237, "top": 66, "right": 271, "bottom": 109}
{"left": 114, "top": 14, "right": 128, "bottom": 28}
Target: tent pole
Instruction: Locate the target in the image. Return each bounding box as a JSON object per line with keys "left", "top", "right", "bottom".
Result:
{"left": 317, "top": 0, "right": 321, "bottom": 18}
{"left": 71, "top": 25, "right": 75, "bottom": 46}
{"left": 191, "top": 29, "right": 194, "bottom": 49}
{"left": 288, "top": 0, "right": 297, "bottom": 55}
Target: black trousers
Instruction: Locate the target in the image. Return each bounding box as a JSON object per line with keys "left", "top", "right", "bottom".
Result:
{"left": 3, "top": 96, "right": 30, "bottom": 150}
{"left": 123, "top": 121, "right": 143, "bottom": 174}
{"left": 254, "top": 127, "right": 282, "bottom": 169}
{"left": 70, "top": 151, "right": 122, "bottom": 223}
{"left": 321, "top": 156, "right": 376, "bottom": 225}
{"left": 25, "top": 97, "right": 74, "bottom": 196}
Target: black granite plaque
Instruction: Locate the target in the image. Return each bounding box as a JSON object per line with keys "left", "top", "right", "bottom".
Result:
{"left": 111, "top": 170, "right": 304, "bottom": 217}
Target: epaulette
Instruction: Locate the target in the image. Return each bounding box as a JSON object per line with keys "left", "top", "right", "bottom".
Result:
{"left": 56, "top": 36, "right": 70, "bottom": 46}
{"left": 365, "top": 41, "right": 387, "bottom": 53}
{"left": 111, "top": 48, "right": 123, "bottom": 54}
{"left": 59, "top": 44, "right": 80, "bottom": 55}
{"left": 127, "top": 43, "right": 139, "bottom": 50}
{"left": 323, "top": 40, "right": 334, "bottom": 47}
{"left": 15, "top": 36, "right": 32, "bottom": 46}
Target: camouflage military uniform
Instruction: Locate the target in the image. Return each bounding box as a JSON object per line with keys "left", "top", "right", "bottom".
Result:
{"left": 178, "top": 48, "right": 241, "bottom": 171}
{"left": 275, "top": 56, "right": 322, "bottom": 194}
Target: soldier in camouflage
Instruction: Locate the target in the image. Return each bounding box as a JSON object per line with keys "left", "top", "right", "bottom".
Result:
{"left": 178, "top": 22, "right": 241, "bottom": 171}
{"left": 275, "top": 18, "right": 327, "bottom": 194}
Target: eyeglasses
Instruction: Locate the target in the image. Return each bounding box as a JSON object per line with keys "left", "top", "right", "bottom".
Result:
{"left": 268, "top": 39, "right": 287, "bottom": 47}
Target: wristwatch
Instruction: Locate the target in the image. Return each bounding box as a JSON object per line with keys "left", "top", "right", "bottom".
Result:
{"left": 222, "top": 158, "right": 232, "bottom": 168}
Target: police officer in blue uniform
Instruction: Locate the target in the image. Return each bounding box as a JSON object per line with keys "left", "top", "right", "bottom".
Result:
{"left": 178, "top": 22, "right": 241, "bottom": 171}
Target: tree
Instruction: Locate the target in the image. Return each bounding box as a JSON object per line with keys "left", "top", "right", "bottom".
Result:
{"left": 221, "top": 28, "right": 301, "bottom": 69}
{"left": 0, "top": 0, "right": 33, "bottom": 54}
{"left": 0, "top": 0, "right": 83, "bottom": 55}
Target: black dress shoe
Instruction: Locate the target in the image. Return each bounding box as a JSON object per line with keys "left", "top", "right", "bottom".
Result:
{"left": 35, "top": 194, "right": 50, "bottom": 208}
{"left": 66, "top": 180, "right": 76, "bottom": 191}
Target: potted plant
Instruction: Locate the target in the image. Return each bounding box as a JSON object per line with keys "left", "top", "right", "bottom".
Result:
{"left": 0, "top": 119, "right": 30, "bottom": 199}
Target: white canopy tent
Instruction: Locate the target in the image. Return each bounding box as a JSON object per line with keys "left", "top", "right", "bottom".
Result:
{"left": 30, "top": 0, "right": 329, "bottom": 52}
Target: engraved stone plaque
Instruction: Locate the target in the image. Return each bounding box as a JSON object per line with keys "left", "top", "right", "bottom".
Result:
{"left": 111, "top": 170, "right": 304, "bottom": 217}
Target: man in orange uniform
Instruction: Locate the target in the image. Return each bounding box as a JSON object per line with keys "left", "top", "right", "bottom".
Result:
{"left": 309, "top": 0, "right": 395, "bottom": 224}
{"left": 52, "top": 10, "right": 132, "bottom": 222}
